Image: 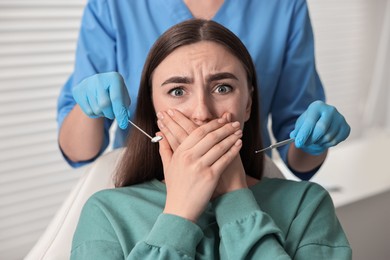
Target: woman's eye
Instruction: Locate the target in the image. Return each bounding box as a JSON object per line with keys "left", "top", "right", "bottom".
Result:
{"left": 168, "top": 88, "right": 185, "bottom": 97}
{"left": 214, "top": 84, "right": 232, "bottom": 94}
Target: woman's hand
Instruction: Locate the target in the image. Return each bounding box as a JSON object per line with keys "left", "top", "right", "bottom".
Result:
{"left": 156, "top": 109, "right": 198, "bottom": 151}
{"left": 158, "top": 116, "right": 243, "bottom": 222}
{"left": 157, "top": 110, "right": 248, "bottom": 200}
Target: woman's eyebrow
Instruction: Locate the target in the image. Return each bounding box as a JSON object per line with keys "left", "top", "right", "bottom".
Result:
{"left": 160, "top": 72, "right": 238, "bottom": 86}
{"left": 207, "top": 72, "right": 239, "bottom": 82}
{"left": 161, "top": 76, "right": 193, "bottom": 86}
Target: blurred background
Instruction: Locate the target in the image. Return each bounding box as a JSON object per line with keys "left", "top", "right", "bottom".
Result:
{"left": 0, "top": 0, "right": 389, "bottom": 259}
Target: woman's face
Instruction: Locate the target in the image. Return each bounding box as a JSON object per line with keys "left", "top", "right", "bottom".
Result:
{"left": 152, "top": 41, "right": 252, "bottom": 127}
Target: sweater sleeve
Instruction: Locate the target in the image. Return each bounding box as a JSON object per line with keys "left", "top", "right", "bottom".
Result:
{"left": 288, "top": 182, "right": 352, "bottom": 259}
{"left": 71, "top": 196, "right": 204, "bottom": 260}
{"left": 128, "top": 214, "right": 203, "bottom": 259}
{"left": 212, "top": 186, "right": 352, "bottom": 259}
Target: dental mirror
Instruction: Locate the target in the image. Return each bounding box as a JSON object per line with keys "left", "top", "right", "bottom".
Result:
{"left": 128, "top": 120, "right": 163, "bottom": 143}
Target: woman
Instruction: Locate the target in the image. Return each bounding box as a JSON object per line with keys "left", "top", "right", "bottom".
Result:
{"left": 71, "top": 19, "right": 351, "bottom": 259}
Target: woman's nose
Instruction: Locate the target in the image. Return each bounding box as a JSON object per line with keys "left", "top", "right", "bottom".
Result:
{"left": 191, "top": 97, "right": 214, "bottom": 125}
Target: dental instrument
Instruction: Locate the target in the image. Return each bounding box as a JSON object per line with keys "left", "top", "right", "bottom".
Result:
{"left": 255, "top": 138, "right": 294, "bottom": 154}
{"left": 128, "top": 120, "right": 163, "bottom": 143}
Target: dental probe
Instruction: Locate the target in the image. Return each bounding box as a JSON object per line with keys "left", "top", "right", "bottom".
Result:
{"left": 255, "top": 138, "right": 294, "bottom": 154}
{"left": 128, "top": 120, "right": 163, "bottom": 143}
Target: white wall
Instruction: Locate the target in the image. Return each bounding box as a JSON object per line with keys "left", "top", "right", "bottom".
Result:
{"left": 0, "top": 0, "right": 388, "bottom": 259}
{"left": 0, "top": 1, "right": 86, "bottom": 259}
{"left": 308, "top": 0, "right": 387, "bottom": 138}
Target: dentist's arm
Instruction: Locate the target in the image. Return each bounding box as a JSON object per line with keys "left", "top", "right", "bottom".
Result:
{"left": 287, "top": 145, "right": 328, "bottom": 173}
{"left": 59, "top": 72, "right": 130, "bottom": 163}
{"left": 59, "top": 105, "right": 105, "bottom": 162}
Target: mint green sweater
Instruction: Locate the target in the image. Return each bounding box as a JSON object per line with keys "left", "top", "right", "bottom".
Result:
{"left": 71, "top": 178, "right": 351, "bottom": 259}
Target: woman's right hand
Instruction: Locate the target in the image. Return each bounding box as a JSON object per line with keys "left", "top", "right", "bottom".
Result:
{"left": 157, "top": 110, "right": 248, "bottom": 199}
{"left": 158, "top": 118, "right": 243, "bottom": 222}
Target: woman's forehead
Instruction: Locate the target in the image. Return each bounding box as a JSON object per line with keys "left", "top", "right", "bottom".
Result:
{"left": 167, "top": 41, "right": 236, "bottom": 62}
{"left": 153, "top": 41, "right": 246, "bottom": 79}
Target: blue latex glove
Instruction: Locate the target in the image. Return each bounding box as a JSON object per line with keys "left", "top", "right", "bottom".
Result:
{"left": 290, "top": 101, "right": 351, "bottom": 155}
{"left": 72, "top": 72, "right": 130, "bottom": 129}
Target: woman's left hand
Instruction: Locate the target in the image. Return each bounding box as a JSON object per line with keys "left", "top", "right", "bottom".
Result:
{"left": 290, "top": 100, "right": 351, "bottom": 155}
{"left": 157, "top": 109, "right": 247, "bottom": 198}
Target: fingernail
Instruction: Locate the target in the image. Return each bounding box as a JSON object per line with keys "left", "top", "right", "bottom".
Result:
{"left": 227, "top": 113, "right": 232, "bottom": 122}
{"left": 157, "top": 112, "right": 163, "bottom": 119}
{"left": 218, "top": 117, "right": 226, "bottom": 123}
{"left": 167, "top": 109, "right": 174, "bottom": 116}
{"left": 232, "top": 121, "right": 240, "bottom": 128}
{"left": 235, "top": 139, "right": 242, "bottom": 146}
{"left": 234, "top": 130, "right": 242, "bottom": 136}
{"left": 296, "top": 138, "right": 304, "bottom": 147}
{"left": 157, "top": 120, "right": 165, "bottom": 129}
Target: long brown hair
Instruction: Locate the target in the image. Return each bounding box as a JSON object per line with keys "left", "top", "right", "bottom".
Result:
{"left": 115, "top": 19, "right": 263, "bottom": 187}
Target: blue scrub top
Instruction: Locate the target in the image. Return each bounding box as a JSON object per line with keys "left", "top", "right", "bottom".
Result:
{"left": 57, "top": 0, "right": 325, "bottom": 176}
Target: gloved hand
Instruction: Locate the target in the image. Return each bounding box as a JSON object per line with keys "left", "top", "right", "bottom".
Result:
{"left": 72, "top": 72, "right": 131, "bottom": 129}
{"left": 290, "top": 100, "right": 351, "bottom": 155}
